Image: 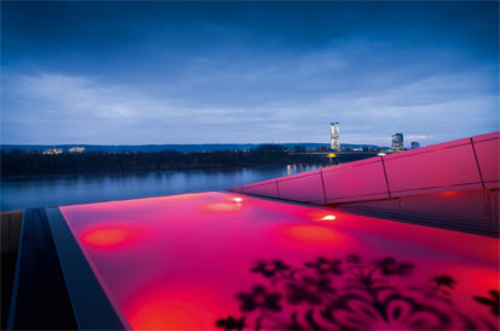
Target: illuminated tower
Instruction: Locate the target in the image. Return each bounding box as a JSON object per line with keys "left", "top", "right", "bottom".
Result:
{"left": 330, "top": 122, "right": 340, "bottom": 150}
{"left": 391, "top": 133, "right": 404, "bottom": 151}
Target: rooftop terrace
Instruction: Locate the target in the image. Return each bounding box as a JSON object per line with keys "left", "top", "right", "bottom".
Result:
{"left": 3, "top": 132, "right": 499, "bottom": 330}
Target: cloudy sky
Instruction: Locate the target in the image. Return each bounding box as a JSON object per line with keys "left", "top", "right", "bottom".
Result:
{"left": 1, "top": 1, "right": 498, "bottom": 146}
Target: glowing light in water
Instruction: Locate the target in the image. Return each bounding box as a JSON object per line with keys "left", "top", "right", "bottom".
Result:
{"left": 82, "top": 227, "right": 130, "bottom": 247}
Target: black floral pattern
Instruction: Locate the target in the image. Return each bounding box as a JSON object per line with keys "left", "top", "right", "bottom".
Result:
{"left": 251, "top": 260, "right": 290, "bottom": 278}
{"left": 236, "top": 285, "right": 282, "bottom": 312}
{"left": 431, "top": 275, "right": 456, "bottom": 289}
{"left": 474, "top": 290, "right": 500, "bottom": 316}
{"left": 374, "top": 257, "right": 414, "bottom": 276}
{"left": 216, "top": 316, "right": 246, "bottom": 331}
{"left": 305, "top": 257, "right": 343, "bottom": 276}
{"left": 326, "top": 295, "right": 450, "bottom": 330}
{"left": 216, "top": 254, "right": 499, "bottom": 331}
{"left": 287, "top": 276, "right": 336, "bottom": 305}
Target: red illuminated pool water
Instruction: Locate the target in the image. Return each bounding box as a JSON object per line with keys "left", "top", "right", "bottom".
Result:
{"left": 60, "top": 192, "right": 499, "bottom": 330}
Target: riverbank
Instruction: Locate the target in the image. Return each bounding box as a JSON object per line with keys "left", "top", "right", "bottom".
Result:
{"left": 1, "top": 146, "right": 333, "bottom": 177}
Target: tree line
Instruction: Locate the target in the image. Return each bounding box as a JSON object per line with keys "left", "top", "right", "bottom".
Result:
{"left": 1, "top": 145, "right": 331, "bottom": 176}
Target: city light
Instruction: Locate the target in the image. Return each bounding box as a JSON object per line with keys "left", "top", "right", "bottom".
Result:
{"left": 321, "top": 215, "right": 336, "bottom": 221}
{"left": 234, "top": 197, "right": 243, "bottom": 202}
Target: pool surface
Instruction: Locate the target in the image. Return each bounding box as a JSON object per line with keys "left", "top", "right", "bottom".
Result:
{"left": 59, "top": 192, "right": 499, "bottom": 330}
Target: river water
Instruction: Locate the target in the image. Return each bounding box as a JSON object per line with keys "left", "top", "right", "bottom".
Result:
{"left": 1, "top": 164, "right": 323, "bottom": 211}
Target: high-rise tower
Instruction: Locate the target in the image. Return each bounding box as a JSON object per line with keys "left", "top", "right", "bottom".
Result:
{"left": 391, "top": 133, "right": 404, "bottom": 151}
{"left": 330, "top": 122, "right": 340, "bottom": 150}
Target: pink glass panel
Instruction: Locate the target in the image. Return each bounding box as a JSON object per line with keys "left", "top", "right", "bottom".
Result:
{"left": 399, "top": 189, "right": 488, "bottom": 225}
{"left": 340, "top": 198, "right": 399, "bottom": 213}
{"left": 472, "top": 134, "right": 499, "bottom": 186}
{"left": 242, "top": 181, "right": 279, "bottom": 198}
{"left": 230, "top": 186, "right": 244, "bottom": 193}
{"left": 60, "top": 192, "right": 499, "bottom": 331}
{"left": 384, "top": 140, "right": 482, "bottom": 196}
{"left": 322, "top": 157, "right": 389, "bottom": 203}
{"left": 490, "top": 190, "right": 499, "bottom": 226}
{"left": 473, "top": 131, "right": 500, "bottom": 143}
{"left": 277, "top": 173, "right": 325, "bottom": 203}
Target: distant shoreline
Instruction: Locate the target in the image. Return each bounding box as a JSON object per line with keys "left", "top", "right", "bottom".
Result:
{"left": 0, "top": 142, "right": 386, "bottom": 153}
{"left": 2, "top": 146, "right": 357, "bottom": 177}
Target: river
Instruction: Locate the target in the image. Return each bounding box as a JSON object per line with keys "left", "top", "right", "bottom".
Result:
{"left": 1, "top": 164, "right": 324, "bottom": 211}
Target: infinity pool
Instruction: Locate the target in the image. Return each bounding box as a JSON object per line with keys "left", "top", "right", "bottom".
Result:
{"left": 60, "top": 192, "right": 499, "bottom": 330}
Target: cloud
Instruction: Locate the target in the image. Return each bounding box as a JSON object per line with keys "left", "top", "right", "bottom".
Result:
{"left": 406, "top": 135, "right": 432, "bottom": 140}
{"left": 2, "top": 37, "right": 498, "bottom": 145}
{"left": 2, "top": 1, "right": 498, "bottom": 146}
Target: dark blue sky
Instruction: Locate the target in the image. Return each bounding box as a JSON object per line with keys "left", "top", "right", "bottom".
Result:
{"left": 2, "top": 1, "right": 498, "bottom": 146}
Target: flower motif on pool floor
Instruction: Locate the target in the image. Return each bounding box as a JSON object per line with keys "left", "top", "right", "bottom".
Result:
{"left": 237, "top": 285, "right": 282, "bottom": 313}
{"left": 252, "top": 260, "right": 291, "bottom": 278}
{"left": 474, "top": 290, "right": 500, "bottom": 317}
{"left": 216, "top": 254, "right": 499, "bottom": 331}
{"left": 304, "top": 257, "right": 343, "bottom": 276}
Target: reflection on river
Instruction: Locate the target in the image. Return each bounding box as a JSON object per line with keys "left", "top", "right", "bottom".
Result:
{"left": 1, "top": 164, "right": 327, "bottom": 211}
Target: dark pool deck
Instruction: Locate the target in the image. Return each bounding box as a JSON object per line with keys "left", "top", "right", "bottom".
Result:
{"left": 7, "top": 191, "right": 499, "bottom": 330}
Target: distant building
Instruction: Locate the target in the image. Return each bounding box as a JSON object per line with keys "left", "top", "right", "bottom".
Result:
{"left": 411, "top": 141, "right": 420, "bottom": 149}
{"left": 330, "top": 122, "right": 340, "bottom": 151}
{"left": 69, "top": 147, "right": 86, "bottom": 153}
{"left": 391, "top": 133, "right": 404, "bottom": 152}
{"left": 43, "top": 148, "right": 63, "bottom": 155}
